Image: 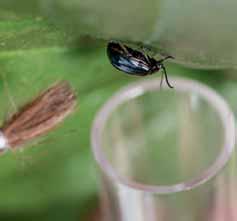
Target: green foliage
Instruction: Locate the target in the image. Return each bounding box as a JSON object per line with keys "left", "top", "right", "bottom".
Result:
{"left": 0, "top": 3, "right": 236, "bottom": 221}
{"left": 0, "top": 10, "right": 134, "bottom": 220}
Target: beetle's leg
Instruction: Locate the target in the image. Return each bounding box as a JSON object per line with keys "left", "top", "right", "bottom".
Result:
{"left": 137, "top": 44, "right": 157, "bottom": 63}
{"left": 161, "top": 65, "right": 173, "bottom": 88}
{"left": 118, "top": 43, "right": 132, "bottom": 56}
{"left": 137, "top": 43, "right": 157, "bottom": 56}
{"left": 136, "top": 43, "right": 152, "bottom": 64}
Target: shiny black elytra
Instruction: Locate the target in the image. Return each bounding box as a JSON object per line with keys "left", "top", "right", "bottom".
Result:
{"left": 107, "top": 41, "right": 174, "bottom": 88}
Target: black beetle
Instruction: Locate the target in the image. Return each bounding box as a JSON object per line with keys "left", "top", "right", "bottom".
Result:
{"left": 107, "top": 41, "right": 174, "bottom": 88}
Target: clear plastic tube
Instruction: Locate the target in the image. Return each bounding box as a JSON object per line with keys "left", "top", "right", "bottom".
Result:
{"left": 91, "top": 76, "right": 235, "bottom": 221}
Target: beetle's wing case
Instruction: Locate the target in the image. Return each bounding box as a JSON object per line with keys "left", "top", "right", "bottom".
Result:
{"left": 107, "top": 42, "right": 151, "bottom": 76}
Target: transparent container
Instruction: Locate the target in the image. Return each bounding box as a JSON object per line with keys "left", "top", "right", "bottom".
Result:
{"left": 91, "top": 76, "right": 235, "bottom": 221}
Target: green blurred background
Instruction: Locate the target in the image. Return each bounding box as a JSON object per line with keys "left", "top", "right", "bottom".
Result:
{"left": 0, "top": 0, "right": 236, "bottom": 220}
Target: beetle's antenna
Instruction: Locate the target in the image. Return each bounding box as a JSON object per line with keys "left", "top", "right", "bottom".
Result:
{"left": 161, "top": 65, "right": 173, "bottom": 88}
{"left": 157, "top": 55, "right": 174, "bottom": 64}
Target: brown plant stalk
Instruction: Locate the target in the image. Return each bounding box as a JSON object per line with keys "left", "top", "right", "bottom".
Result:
{"left": 0, "top": 81, "right": 76, "bottom": 151}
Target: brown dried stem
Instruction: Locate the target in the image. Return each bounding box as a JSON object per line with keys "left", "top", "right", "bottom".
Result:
{"left": 1, "top": 81, "right": 76, "bottom": 148}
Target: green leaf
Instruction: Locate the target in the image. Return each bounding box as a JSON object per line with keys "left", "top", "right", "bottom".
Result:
{"left": 0, "top": 4, "right": 236, "bottom": 221}
{"left": 2, "top": 0, "right": 237, "bottom": 68}
{"left": 40, "top": 0, "right": 237, "bottom": 69}
{"left": 0, "top": 9, "right": 143, "bottom": 221}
